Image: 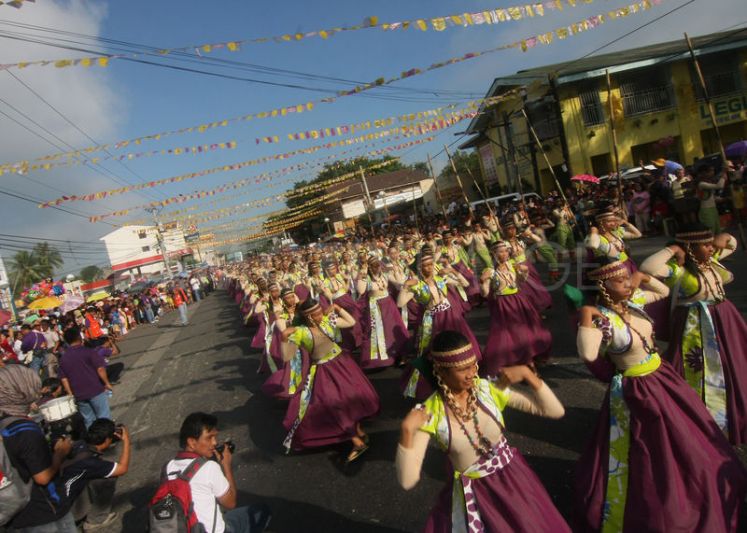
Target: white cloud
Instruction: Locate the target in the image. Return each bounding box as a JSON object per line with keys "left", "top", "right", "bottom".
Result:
{"left": 0, "top": 0, "right": 128, "bottom": 275}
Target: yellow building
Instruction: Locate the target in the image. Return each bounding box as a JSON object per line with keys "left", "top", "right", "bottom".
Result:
{"left": 460, "top": 30, "right": 747, "bottom": 195}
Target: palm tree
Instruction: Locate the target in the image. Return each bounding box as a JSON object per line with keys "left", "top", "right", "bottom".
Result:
{"left": 7, "top": 250, "right": 45, "bottom": 296}
{"left": 33, "top": 242, "right": 63, "bottom": 278}
{"left": 79, "top": 265, "right": 104, "bottom": 283}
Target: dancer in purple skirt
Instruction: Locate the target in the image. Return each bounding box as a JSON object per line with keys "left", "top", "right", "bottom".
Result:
{"left": 252, "top": 282, "right": 285, "bottom": 374}
{"left": 356, "top": 255, "right": 410, "bottom": 370}
{"left": 502, "top": 220, "right": 553, "bottom": 313}
{"left": 280, "top": 299, "right": 380, "bottom": 462}
{"left": 261, "top": 288, "right": 308, "bottom": 400}
{"left": 396, "top": 330, "right": 570, "bottom": 533}
{"left": 398, "top": 250, "right": 480, "bottom": 399}
{"left": 574, "top": 259, "right": 746, "bottom": 532}
{"left": 479, "top": 241, "right": 551, "bottom": 377}
{"left": 320, "top": 259, "right": 363, "bottom": 352}
{"left": 641, "top": 226, "right": 747, "bottom": 445}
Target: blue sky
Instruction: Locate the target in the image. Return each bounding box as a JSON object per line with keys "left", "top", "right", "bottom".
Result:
{"left": 0, "top": 0, "right": 742, "bottom": 274}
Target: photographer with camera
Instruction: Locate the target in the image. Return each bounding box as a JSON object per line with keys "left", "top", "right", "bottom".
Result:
{"left": 151, "top": 412, "right": 270, "bottom": 533}
{"left": 58, "top": 419, "right": 130, "bottom": 531}
{"left": 0, "top": 364, "right": 75, "bottom": 532}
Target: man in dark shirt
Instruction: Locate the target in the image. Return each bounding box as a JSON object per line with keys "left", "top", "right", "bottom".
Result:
{"left": 59, "top": 327, "right": 113, "bottom": 429}
{"left": 59, "top": 419, "right": 130, "bottom": 531}
{"left": 0, "top": 365, "right": 75, "bottom": 531}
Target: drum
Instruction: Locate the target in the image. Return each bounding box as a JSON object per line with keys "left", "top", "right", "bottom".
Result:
{"left": 39, "top": 395, "right": 77, "bottom": 423}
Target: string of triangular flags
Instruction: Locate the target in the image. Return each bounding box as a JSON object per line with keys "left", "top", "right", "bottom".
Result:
{"left": 6, "top": 0, "right": 661, "bottom": 172}
{"left": 0, "top": 0, "right": 593, "bottom": 71}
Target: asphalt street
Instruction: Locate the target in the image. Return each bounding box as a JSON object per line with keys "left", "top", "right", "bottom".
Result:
{"left": 104, "top": 236, "right": 747, "bottom": 532}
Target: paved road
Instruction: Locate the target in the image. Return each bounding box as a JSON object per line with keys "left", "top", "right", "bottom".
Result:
{"left": 105, "top": 237, "right": 747, "bottom": 532}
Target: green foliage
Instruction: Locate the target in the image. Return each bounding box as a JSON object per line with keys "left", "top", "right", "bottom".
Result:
{"left": 438, "top": 150, "right": 481, "bottom": 182}
{"left": 79, "top": 265, "right": 104, "bottom": 283}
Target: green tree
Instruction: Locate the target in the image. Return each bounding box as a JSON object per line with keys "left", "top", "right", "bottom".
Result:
{"left": 411, "top": 161, "right": 430, "bottom": 175}
{"left": 267, "top": 155, "right": 404, "bottom": 242}
{"left": 7, "top": 250, "right": 45, "bottom": 295}
{"left": 79, "top": 265, "right": 104, "bottom": 283}
{"left": 32, "top": 242, "right": 63, "bottom": 278}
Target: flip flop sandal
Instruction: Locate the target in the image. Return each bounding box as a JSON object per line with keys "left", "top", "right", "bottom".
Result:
{"left": 346, "top": 444, "right": 369, "bottom": 463}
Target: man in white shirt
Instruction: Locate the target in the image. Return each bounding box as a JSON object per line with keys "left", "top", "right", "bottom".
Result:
{"left": 168, "top": 413, "right": 270, "bottom": 533}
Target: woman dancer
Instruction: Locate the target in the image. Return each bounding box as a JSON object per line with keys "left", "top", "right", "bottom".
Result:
{"left": 280, "top": 298, "right": 380, "bottom": 462}
{"left": 574, "top": 259, "right": 746, "bottom": 532}
{"left": 398, "top": 251, "right": 481, "bottom": 400}
{"left": 441, "top": 230, "right": 480, "bottom": 305}
{"left": 261, "top": 288, "right": 308, "bottom": 400}
{"left": 480, "top": 241, "right": 552, "bottom": 376}
{"left": 356, "top": 256, "right": 410, "bottom": 370}
{"left": 502, "top": 220, "right": 553, "bottom": 312}
{"left": 252, "top": 282, "right": 285, "bottom": 374}
{"left": 320, "top": 259, "right": 363, "bottom": 351}
{"left": 396, "top": 330, "right": 570, "bottom": 533}
{"left": 585, "top": 209, "right": 641, "bottom": 270}
{"left": 640, "top": 226, "right": 747, "bottom": 444}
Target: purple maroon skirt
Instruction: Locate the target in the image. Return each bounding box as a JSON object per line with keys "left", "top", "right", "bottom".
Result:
{"left": 250, "top": 313, "right": 267, "bottom": 350}
{"left": 332, "top": 293, "right": 363, "bottom": 352}
{"left": 481, "top": 291, "right": 551, "bottom": 377}
{"left": 257, "top": 322, "right": 284, "bottom": 375}
{"left": 520, "top": 261, "right": 553, "bottom": 312}
{"left": 282, "top": 351, "right": 380, "bottom": 451}
{"left": 666, "top": 299, "right": 747, "bottom": 445}
{"left": 574, "top": 361, "right": 747, "bottom": 532}
{"left": 358, "top": 293, "right": 410, "bottom": 369}
{"left": 261, "top": 345, "right": 310, "bottom": 401}
{"left": 424, "top": 451, "right": 571, "bottom": 533}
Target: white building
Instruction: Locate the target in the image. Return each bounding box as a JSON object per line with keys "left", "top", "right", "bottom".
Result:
{"left": 100, "top": 225, "right": 192, "bottom": 281}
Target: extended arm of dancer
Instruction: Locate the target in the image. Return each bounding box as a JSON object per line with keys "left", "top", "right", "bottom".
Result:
{"left": 397, "top": 278, "right": 418, "bottom": 307}
{"left": 631, "top": 272, "right": 669, "bottom": 303}
{"left": 479, "top": 269, "right": 493, "bottom": 298}
{"left": 640, "top": 245, "right": 684, "bottom": 279}
{"left": 714, "top": 233, "right": 738, "bottom": 260}
{"left": 497, "top": 366, "right": 564, "bottom": 419}
{"left": 355, "top": 264, "right": 369, "bottom": 295}
{"left": 577, "top": 307, "right": 605, "bottom": 363}
{"left": 620, "top": 220, "right": 642, "bottom": 239}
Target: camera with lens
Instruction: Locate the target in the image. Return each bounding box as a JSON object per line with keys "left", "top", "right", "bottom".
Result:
{"left": 215, "top": 440, "right": 235, "bottom": 455}
{"left": 112, "top": 423, "right": 125, "bottom": 442}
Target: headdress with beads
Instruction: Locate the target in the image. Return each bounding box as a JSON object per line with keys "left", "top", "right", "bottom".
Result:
{"left": 674, "top": 229, "right": 714, "bottom": 245}
{"left": 430, "top": 343, "right": 478, "bottom": 368}
{"left": 587, "top": 260, "right": 628, "bottom": 282}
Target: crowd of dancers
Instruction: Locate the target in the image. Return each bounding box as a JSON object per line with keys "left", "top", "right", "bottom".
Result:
{"left": 223, "top": 199, "right": 747, "bottom": 532}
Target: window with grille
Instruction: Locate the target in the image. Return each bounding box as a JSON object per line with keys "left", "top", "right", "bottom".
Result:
{"left": 142, "top": 246, "right": 150, "bottom": 252}
{"left": 618, "top": 67, "right": 673, "bottom": 116}
{"left": 578, "top": 85, "right": 604, "bottom": 126}
{"left": 138, "top": 231, "right": 147, "bottom": 239}
{"left": 691, "top": 51, "right": 741, "bottom": 99}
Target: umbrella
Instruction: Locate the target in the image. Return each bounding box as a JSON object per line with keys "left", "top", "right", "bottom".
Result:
{"left": 86, "top": 291, "right": 111, "bottom": 303}
{"left": 0, "top": 309, "right": 11, "bottom": 327}
{"left": 571, "top": 174, "right": 600, "bottom": 184}
{"left": 27, "top": 296, "right": 62, "bottom": 310}
{"left": 23, "top": 313, "right": 40, "bottom": 324}
{"left": 725, "top": 140, "right": 747, "bottom": 159}
{"left": 60, "top": 295, "right": 85, "bottom": 314}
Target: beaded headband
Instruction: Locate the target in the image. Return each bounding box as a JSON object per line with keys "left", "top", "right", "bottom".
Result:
{"left": 490, "top": 240, "right": 509, "bottom": 251}
{"left": 301, "top": 303, "right": 321, "bottom": 316}
{"left": 268, "top": 282, "right": 280, "bottom": 290}
{"left": 280, "top": 288, "right": 293, "bottom": 297}
{"left": 587, "top": 260, "right": 628, "bottom": 281}
{"left": 674, "top": 230, "right": 714, "bottom": 245}
{"left": 595, "top": 210, "right": 618, "bottom": 222}
{"left": 367, "top": 255, "right": 380, "bottom": 265}
{"left": 430, "top": 343, "right": 478, "bottom": 368}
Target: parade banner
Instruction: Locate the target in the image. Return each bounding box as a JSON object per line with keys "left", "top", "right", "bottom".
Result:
{"left": 1, "top": 140, "right": 237, "bottom": 176}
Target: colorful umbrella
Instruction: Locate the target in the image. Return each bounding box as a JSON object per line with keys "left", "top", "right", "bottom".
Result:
{"left": 23, "top": 313, "right": 40, "bottom": 324}
{"left": 571, "top": 174, "right": 600, "bottom": 184}
{"left": 725, "top": 140, "right": 747, "bottom": 159}
{"left": 86, "top": 291, "right": 111, "bottom": 303}
{"left": 60, "top": 295, "right": 85, "bottom": 314}
{"left": 27, "top": 296, "right": 62, "bottom": 310}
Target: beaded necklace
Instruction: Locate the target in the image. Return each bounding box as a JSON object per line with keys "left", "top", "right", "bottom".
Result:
{"left": 607, "top": 302, "right": 656, "bottom": 354}
{"left": 695, "top": 260, "right": 726, "bottom": 302}
{"left": 444, "top": 389, "right": 494, "bottom": 458}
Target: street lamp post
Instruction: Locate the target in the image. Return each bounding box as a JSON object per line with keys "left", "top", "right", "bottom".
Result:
{"left": 324, "top": 217, "right": 332, "bottom": 236}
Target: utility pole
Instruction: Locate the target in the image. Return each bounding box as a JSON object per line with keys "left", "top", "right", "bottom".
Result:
{"left": 358, "top": 166, "right": 375, "bottom": 230}
{"left": 148, "top": 207, "right": 174, "bottom": 279}
{"left": 427, "top": 154, "right": 449, "bottom": 220}
{"left": 443, "top": 144, "right": 474, "bottom": 214}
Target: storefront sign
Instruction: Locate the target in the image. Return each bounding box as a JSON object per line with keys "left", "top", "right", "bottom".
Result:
{"left": 700, "top": 93, "right": 747, "bottom": 126}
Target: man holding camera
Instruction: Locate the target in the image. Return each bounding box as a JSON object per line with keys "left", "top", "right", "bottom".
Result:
{"left": 166, "top": 412, "right": 270, "bottom": 533}
{"left": 58, "top": 418, "right": 131, "bottom": 531}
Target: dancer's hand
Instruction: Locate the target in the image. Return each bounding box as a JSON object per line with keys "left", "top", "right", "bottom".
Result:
{"left": 400, "top": 405, "right": 429, "bottom": 443}
{"left": 579, "top": 305, "right": 603, "bottom": 328}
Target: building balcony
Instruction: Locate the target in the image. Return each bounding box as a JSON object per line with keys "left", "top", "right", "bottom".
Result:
{"left": 621, "top": 85, "right": 674, "bottom": 117}
{"left": 695, "top": 70, "right": 743, "bottom": 100}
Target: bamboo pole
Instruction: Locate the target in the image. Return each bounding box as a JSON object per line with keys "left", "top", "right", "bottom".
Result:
{"left": 605, "top": 69, "right": 624, "bottom": 212}
{"left": 427, "top": 154, "right": 449, "bottom": 220}
{"left": 443, "top": 144, "right": 474, "bottom": 214}
{"left": 685, "top": 32, "right": 746, "bottom": 248}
